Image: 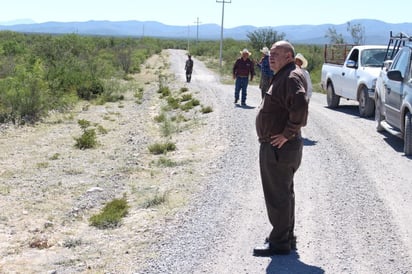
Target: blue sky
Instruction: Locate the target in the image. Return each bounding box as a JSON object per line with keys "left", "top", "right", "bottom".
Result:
{"left": 1, "top": 0, "right": 411, "bottom": 28}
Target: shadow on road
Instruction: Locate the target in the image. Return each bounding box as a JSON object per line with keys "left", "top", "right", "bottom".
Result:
{"left": 378, "top": 131, "right": 412, "bottom": 159}
{"left": 323, "top": 105, "right": 375, "bottom": 121}
{"left": 266, "top": 251, "right": 324, "bottom": 274}
{"left": 303, "top": 137, "right": 317, "bottom": 146}
{"left": 235, "top": 103, "right": 256, "bottom": 109}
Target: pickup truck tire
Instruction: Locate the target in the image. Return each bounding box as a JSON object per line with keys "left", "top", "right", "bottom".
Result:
{"left": 326, "top": 83, "right": 340, "bottom": 108}
{"left": 375, "top": 95, "right": 384, "bottom": 132}
{"left": 359, "top": 86, "right": 375, "bottom": 117}
{"left": 404, "top": 113, "right": 412, "bottom": 156}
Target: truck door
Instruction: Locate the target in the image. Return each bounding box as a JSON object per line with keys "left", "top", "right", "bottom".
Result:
{"left": 340, "top": 49, "right": 359, "bottom": 100}
{"left": 385, "top": 48, "right": 411, "bottom": 128}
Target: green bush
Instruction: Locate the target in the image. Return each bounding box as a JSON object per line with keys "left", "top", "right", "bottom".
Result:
{"left": 180, "top": 93, "right": 192, "bottom": 102}
{"left": 180, "top": 98, "right": 200, "bottom": 111}
{"left": 74, "top": 128, "right": 97, "bottom": 149}
{"left": 167, "top": 96, "right": 180, "bottom": 109}
{"left": 0, "top": 59, "right": 49, "bottom": 124}
{"left": 76, "top": 80, "right": 104, "bottom": 100}
{"left": 156, "top": 156, "right": 177, "bottom": 167}
{"left": 142, "top": 192, "right": 167, "bottom": 208}
{"left": 160, "top": 119, "right": 177, "bottom": 137}
{"left": 74, "top": 119, "right": 98, "bottom": 149}
{"left": 148, "top": 141, "right": 176, "bottom": 154}
{"left": 158, "top": 86, "right": 170, "bottom": 98}
{"left": 154, "top": 112, "right": 166, "bottom": 123}
{"left": 89, "top": 197, "right": 129, "bottom": 229}
{"left": 201, "top": 105, "right": 213, "bottom": 114}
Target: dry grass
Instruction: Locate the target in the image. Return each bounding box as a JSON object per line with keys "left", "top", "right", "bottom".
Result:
{"left": 0, "top": 49, "right": 222, "bottom": 273}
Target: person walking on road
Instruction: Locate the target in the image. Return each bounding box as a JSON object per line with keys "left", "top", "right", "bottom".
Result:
{"left": 233, "top": 48, "right": 255, "bottom": 106}
{"left": 185, "top": 54, "right": 194, "bottom": 83}
{"left": 256, "top": 46, "right": 274, "bottom": 99}
{"left": 254, "top": 41, "right": 309, "bottom": 256}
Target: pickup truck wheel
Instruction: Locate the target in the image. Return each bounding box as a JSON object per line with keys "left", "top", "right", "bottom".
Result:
{"left": 404, "top": 113, "right": 412, "bottom": 156}
{"left": 359, "top": 87, "right": 375, "bottom": 117}
{"left": 326, "top": 84, "right": 340, "bottom": 108}
{"left": 375, "top": 95, "right": 384, "bottom": 132}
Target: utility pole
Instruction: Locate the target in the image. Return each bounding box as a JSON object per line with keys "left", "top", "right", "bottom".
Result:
{"left": 216, "top": 0, "right": 231, "bottom": 67}
{"left": 187, "top": 25, "right": 190, "bottom": 52}
{"left": 194, "top": 17, "right": 202, "bottom": 44}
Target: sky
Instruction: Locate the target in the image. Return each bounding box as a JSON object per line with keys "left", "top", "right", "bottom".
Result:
{"left": 1, "top": 0, "right": 411, "bottom": 28}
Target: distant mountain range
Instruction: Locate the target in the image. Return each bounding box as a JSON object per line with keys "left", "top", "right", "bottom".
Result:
{"left": 1, "top": 19, "right": 411, "bottom": 44}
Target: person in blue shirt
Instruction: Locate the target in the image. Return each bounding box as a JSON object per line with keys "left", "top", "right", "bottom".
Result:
{"left": 257, "top": 47, "right": 274, "bottom": 98}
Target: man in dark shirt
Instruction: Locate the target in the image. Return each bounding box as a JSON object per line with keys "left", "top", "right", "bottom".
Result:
{"left": 185, "top": 55, "right": 194, "bottom": 83}
{"left": 232, "top": 49, "right": 255, "bottom": 106}
{"left": 254, "top": 40, "right": 308, "bottom": 256}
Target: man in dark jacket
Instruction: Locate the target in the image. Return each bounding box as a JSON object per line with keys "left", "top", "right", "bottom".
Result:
{"left": 232, "top": 49, "right": 255, "bottom": 106}
{"left": 185, "top": 55, "right": 193, "bottom": 83}
{"left": 254, "top": 40, "right": 308, "bottom": 256}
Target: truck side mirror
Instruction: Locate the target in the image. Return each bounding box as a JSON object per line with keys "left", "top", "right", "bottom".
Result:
{"left": 346, "top": 60, "right": 357, "bottom": 68}
{"left": 387, "top": 70, "right": 403, "bottom": 82}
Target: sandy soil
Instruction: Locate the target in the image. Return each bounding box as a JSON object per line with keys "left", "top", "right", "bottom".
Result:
{"left": 0, "top": 50, "right": 225, "bottom": 273}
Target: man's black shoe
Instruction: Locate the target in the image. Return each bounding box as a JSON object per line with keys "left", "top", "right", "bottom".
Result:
{"left": 241, "top": 102, "right": 246, "bottom": 106}
{"left": 253, "top": 241, "right": 290, "bottom": 257}
{"left": 290, "top": 235, "right": 297, "bottom": 250}
{"left": 234, "top": 99, "right": 239, "bottom": 104}
{"left": 264, "top": 236, "right": 297, "bottom": 250}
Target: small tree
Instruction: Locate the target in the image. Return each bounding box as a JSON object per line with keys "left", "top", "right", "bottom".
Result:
{"left": 247, "top": 28, "right": 286, "bottom": 53}
{"left": 325, "top": 27, "right": 345, "bottom": 44}
{"left": 347, "top": 22, "right": 365, "bottom": 45}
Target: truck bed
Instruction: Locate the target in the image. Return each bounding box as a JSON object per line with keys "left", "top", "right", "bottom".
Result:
{"left": 324, "top": 44, "right": 355, "bottom": 65}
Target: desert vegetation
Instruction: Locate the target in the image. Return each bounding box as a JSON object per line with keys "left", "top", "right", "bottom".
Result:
{"left": 0, "top": 30, "right": 324, "bottom": 127}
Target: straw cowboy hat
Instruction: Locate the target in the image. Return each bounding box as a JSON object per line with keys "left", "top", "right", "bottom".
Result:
{"left": 295, "top": 53, "right": 308, "bottom": 69}
{"left": 260, "top": 46, "right": 270, "bottom": 56}
{"left": 240, "top": 48, "right": 252, "bottom": 56}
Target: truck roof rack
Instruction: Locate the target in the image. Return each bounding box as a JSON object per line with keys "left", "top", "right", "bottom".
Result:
{"left": 384, "top": 31, "right": 412, "bottom": 61}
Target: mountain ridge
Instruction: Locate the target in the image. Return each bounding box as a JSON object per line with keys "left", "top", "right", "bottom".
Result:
{"left": 1, "top": 19, "right": 411, "bottom": 44}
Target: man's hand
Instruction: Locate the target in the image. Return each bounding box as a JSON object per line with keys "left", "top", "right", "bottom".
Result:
{"left": 270, "top": 134, "right": 288, "bottom": 148}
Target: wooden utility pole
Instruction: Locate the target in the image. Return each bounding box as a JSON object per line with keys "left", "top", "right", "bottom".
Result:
{"left": 194, "top": 17, "right": 202, "bottom": 43}
{"left": 216, "top": 0, "right": 231, "bottom": 67}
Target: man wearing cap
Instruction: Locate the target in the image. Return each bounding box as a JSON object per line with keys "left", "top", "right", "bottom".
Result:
{"left": 254, "top": 40, "right": 308, "bottom": 256}
{"left": 257, "top": 47, "right": 274, "bottom": 99}
{"left": 295, "top": 53, "right": 313, "bottom": 100}
{"left": 232, "top": 49, "right": 255, "bottom": 106}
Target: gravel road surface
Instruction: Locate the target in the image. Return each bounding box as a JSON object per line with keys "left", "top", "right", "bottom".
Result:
{"left": 139, "top": 50, "right": 412, "bottom": 274}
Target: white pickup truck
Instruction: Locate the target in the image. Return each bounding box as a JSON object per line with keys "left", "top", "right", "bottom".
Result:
{"left": 321, "top": 44, "right": 388, "bottom": 117}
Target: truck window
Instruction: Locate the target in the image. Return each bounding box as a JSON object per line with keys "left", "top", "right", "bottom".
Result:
{"left": 348, "top": 49, "right": 359, "bottom": 64}
{"left": 361, "top": 49, "right": 388, "bottom": 67}
{"left": 391, "top": 49, "right": 411, "bottom": 78}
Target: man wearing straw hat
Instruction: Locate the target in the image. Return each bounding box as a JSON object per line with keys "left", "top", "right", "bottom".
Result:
{"left": 232, "top": 48, "right": 255, "bottom": 106}
{"left": 295, "top": 53, "right": 313, "bottom": 100}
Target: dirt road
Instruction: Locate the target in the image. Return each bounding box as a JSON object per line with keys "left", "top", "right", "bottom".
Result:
{"left": 140, "top": 50, "right": 412, "bottom": 274}
{"left": 1, "top": 49, "right": 412, "bottom": 274}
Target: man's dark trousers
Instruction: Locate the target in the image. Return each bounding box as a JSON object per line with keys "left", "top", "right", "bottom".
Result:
{"left": 259, "top": 139, "right": 302, "bottom": 245}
